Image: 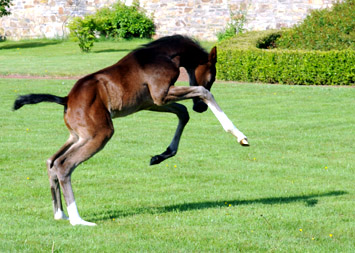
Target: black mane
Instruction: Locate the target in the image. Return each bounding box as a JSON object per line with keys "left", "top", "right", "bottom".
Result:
{"left": 142, "top": 35, "right": 205, "bottom": 51}
{"left": 133, "top": 35, "right": 209, "bottom": 69}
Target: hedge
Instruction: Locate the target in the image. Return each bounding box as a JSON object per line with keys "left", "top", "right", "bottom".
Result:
{"left": 216, "top": 32, "right": 355, "bottom": 85}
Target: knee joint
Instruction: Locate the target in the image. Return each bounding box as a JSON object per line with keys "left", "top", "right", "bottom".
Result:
{"left": 53, "top": 158, "right": 66, "bottom": 171}
{"left": 196, "top": 86, "right": 210, "bottom": 100}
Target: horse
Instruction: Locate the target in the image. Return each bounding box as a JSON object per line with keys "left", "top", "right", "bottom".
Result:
{"left": 13, "top": 35, "right": 249, "bottom": 226}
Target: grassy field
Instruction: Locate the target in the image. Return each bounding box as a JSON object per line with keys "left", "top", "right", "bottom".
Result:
{"left": 0, "top": 39, "right": 215, "bottom": 77}
{"left": 0, "top": 39, "right": 354, "bottom": 252}
{"left": 0, "top": 39, "right": 151, "bottom": 77}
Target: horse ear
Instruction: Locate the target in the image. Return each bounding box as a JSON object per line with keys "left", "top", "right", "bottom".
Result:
{"left": 209, "top": 46, "right": 217, "bottom": 64}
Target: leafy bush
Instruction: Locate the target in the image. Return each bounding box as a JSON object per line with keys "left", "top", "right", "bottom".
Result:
{"left": 217, "top": 31, "right": 354, "bottom": 85}
{"left": 217, "top": 23, "right": 240, "bottom": 42}
{"left": 0, "top": 0, "right": 12, "bottom": 17}
{"left": 68, "top": 16, "right": 96, "bottom": 52}
{"left": 93, "top": 2, "right": 155, "bottom": 39}
{"left": 217, "top": 10, "right": 246, "bottom": 42}
{"left": 68, "top": 2, "right": 155, "bottom": 52}
{"left": 275, "top": 0, "right": 354, "bottom": 50}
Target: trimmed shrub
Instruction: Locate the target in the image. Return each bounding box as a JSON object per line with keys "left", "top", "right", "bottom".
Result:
{"left": 216, "top": 3, "right": 355, "bottom": 86}
{"left": 217, "top": 47, "right": 354, "bottom": 85}
{"left": 68, "top": 2, "right": 155, "bottom": 52}
{"left": 275, "top": 0, "right": 354, "bottom": 51}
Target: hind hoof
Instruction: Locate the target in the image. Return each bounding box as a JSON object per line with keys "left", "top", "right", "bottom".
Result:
{"left": 239, "top": 138, "right": 249, "bottom": 146}
{"left": 70, "top": 218, "right": 97, "bottom": 226}
{"left": 150, "top": 155, "right": 163, "bottom": 165}
{"left": 54, "top": 209, "right": 69, "bottom": 220}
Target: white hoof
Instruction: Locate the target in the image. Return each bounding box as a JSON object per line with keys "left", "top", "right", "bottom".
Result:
{"left": 70, "top": 218, "right": 97, "bottom": 226}
{"left": 54, "top": 209, "right": 69, "bottom": 220}
{"left": 239, "top": 138, "right": 249, "bottom": 146}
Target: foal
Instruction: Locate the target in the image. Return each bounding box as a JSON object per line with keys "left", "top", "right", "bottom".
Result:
{"left": 14, "top": 35, "right": 248, "bottom": 226}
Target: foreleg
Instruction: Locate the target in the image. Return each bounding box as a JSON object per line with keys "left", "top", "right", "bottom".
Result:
{"left": 148, "top": 103, "right": 189, "bottom": 165}
{"left": 164, "top": 86, "right": 249, "bottom": 146}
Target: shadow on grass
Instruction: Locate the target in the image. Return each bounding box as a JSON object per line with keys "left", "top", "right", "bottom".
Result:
{"left": 0, "top": 40, "right": 62, "bottom": 50}
{"left": 91, "top": 190, "right": 347, "bottom": 221}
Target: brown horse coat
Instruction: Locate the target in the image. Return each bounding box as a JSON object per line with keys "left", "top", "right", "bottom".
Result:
{"left": 14, "top": 35, "right": 248, "bottom": 226}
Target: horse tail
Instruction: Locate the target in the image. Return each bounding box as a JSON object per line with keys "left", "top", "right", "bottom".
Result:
{"left": 13, "top": 94, "right": 67, "bottom": 110}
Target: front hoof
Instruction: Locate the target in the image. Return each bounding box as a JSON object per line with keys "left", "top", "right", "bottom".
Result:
{"left": 239, "top": 138, "right": 249, "bottom": 146}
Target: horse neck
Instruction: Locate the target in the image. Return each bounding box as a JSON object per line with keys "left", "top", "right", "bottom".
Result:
{"left": 155, "top": 40, "right": 207, "bottom": 70}
{"left": 160, "top": 44, "right": 208, "bottom": 86}
{"left": 177, "top": 48, "right": 208, "bottom": 70}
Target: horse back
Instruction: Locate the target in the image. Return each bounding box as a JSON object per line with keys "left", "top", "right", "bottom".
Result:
{"left": 67, "top": 51, "right": 180, "bottom": 118}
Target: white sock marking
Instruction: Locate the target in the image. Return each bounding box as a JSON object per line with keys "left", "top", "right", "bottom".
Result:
{"left": 67, "top": 201, "right": 96, "bottom": 226}
{"left": 206, "top": 101, "right": 247, "bottom": 142}
{"left": 54, "top": 209, "right": 68, "bottom": 220}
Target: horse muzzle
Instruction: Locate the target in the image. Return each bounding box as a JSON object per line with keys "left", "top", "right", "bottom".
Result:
{"left": 193, "top": 99, "right": 208, "bottom": 113}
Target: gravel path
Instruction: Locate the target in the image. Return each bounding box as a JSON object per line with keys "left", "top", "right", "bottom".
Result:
{"left": 0, "top": 68, "right": 190, "bottom": 82}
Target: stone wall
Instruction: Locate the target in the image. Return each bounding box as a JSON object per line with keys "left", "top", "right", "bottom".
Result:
{"left": 1, "top": 0, "right": 337, "bottom": 41}
{"left": 139, "top": 0, "right": 336, "bottom": 40}
{"left": 0, "top": 0, "right": 117, "bottom": 40}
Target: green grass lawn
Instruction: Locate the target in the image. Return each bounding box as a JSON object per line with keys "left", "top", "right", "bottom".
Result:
{"left": 0, "top": 39, "right": 354, "bottom": 252}
{"left": 1, "top": 79, "right": 354, "bottom": 252}
{"left": 0, "top": 39, "right": 215, "bottom": 77}
{"left": 0, "top": 39, "right": 150, "bottom": 77}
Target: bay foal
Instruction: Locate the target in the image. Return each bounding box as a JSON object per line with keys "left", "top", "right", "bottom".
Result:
{"left": 14, "top": 35, "right": 248, "bottom": 226}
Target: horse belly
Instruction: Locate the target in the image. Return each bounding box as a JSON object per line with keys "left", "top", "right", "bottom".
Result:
{"left": 110, "top": 107, "right": 139, "bottom": 118}
{"left": 109, "top": 84, "right": 153, "bottom": 119}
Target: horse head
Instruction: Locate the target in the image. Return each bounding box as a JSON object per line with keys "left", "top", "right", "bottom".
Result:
{"left": 193, "top": 46, "right": 217, "bottom": 113}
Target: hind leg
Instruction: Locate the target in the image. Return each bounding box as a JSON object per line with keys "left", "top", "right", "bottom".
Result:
{"left": 51, "top": 99, "right": 114, "bottom": 225}
{"left": 49, "top": 78, "right": 115, "bottom": 226}
{"left": 53, "top": 127, "right": 113, "bottom": 226}
{"left": 46, "top": 134, "right": 78, "bottom": 220}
